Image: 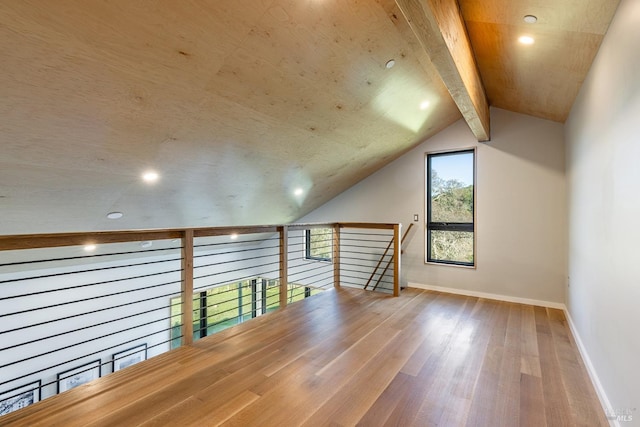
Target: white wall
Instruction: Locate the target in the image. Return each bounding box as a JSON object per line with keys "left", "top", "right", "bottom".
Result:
{"left": 301, "top": 107, "right": 567, "bottom": 304}
{"left": 565, "top": 0, "right": 640, "bottom": 419}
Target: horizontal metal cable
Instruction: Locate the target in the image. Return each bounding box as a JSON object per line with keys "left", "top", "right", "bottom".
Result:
{"left": 292, "top": 277, "right": 333, "bottom": 290}
{"left": 0, "top": 266, "right": 181, "bottom": 301}
{"left": 12, "top": 334, "right": 183, "bottom": 396}
{"left": 340, "top": 260, "right": 392, "bottom": 270}
{"left": 340, "top": 274, "right": 394, "bottom": 287}
{"left": 289, "top": 269, "right": 333, "bottom": 285}
{"left": 286, "top": 255, "right": 332, "bottom": 265}
{"left": 194, "top": 237, "right": 279, "bottom": 249}
{"left": 0, "top": 314, "right": 172, "bottom": 369}
{"left": 195, "top": 252, "right": 279, "bottom": 271}
{"left": 0, "top": 279, "right": 181, "bottom": 319}
{"left": 196, "top": 288, "right": 260, "bottom": 309}
{"left": 194, "top": 244, "right": 280, "bottom": 261}
{"left": 287, "top": 262, "right": 332, "bottom": 276}
{"left": 0, "top": 257, "right": 182, "bottom": 286}
{"left": 0, "top": 326, "right": 172, "bottom": 388}
{"left": 286, "top": 241, "right": 305, "bottom": 249}
{"left": 340, "top": 243, "right": 392, "bottom": 250}
{"left": 1, "top": 292, "right": 180, "bottom": 336}
{"left": 339, "top": 252, "right": 392, "bottom": 261}
{"left": 293, "top": 241, "right": 333, "bottom": 252}
{"left": 339, "top": 260, "right": 394, "bottom": 272}
{"left": 340, "top": 271, "right": 392, "bottom": 282}
{"left": 339, "top": 280, "right": 365, "bottom": 288}
{"left": 194, "top": 260, "right": 278, "bottom": 281}
{"left": 340, "top": 266, "right": 393, "bottom": 278}
{"left": 192, "top": 268, "right": 280, "bottom": 292}
{"left": 0, "top": 303, "right": 179, "bottom": 351}
{"left": 0, "top": 382, "right": 43, "bottom": 402}
{"left": 0, "top": 246, "right": 182, "bottom": 268}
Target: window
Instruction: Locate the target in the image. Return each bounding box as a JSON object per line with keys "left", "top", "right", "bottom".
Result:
{"left": 305, "top": 228, "right": 333, "bottom": 261}
{"left": 426, "top": 149, "right": 475, "bottom": 266}
{"left": 169, "top": 278, "right": 320, "bottom": 349}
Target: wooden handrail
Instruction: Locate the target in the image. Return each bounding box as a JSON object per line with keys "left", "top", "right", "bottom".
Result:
{"left": 0, "top": 222, "right": 397, "bottom": 251}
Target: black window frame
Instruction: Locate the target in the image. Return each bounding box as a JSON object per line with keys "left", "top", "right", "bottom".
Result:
{"left": 304, "top": 228, "right": 333, "bottom": 262}
{"left": 426, "top": 148, "right": 476, "bottom": 267}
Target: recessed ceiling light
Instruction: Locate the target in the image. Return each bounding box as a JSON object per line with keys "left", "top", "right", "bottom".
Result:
{"left": 142, "top": 171, "right": 159, "bottom": 183}
{"left": 385, "top": 59, "right": 396, "bottom": 69}
{"left": 419, "top": 100, "right": 430, "bottom": 110}
{"left": 84, "top": 244, "right": 96, "bottom": 252}
{"left": 140, "top": 241, "right": 153, "bottom": 248}
{"left": 230, "top": 233, "right": 239, "bottom": 240}
{"left": 294, "top": 188, "right": 304, "bottom": 196}
{"left": 106, "top": 211, "right": 123, "bottom": 220}
{"left": 523, "top": 15, "right": 538, "bottom": 24}
{"left": 518, "top": 36, "right": 535, "bottom": 45}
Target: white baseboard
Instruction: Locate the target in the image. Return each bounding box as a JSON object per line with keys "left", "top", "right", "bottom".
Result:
{"left": 564, "top": 310, "right": 618, "bottom": 427}
{"left": 407, "top": 281, "right": 616, "bottom": 426}
{"left": 406, "top": 282, "right": 565, "bottom": 309}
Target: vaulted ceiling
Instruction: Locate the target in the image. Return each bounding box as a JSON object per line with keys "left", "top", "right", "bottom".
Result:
{"left": 0, "top": 0, "right": 619, "bottom": 235}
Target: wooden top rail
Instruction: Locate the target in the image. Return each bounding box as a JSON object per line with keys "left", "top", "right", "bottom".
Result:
{"left": 0, "top": 222, "right": 398, "bottom": 251}
{"left": 336, "top": 222, "right": 397, "bottom": 230}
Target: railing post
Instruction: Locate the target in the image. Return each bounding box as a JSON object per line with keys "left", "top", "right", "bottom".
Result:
{"left": 393, "top": 224, "right": 401, "bottom": 297}
{"left": 251, "top": 279, "right": 258, "bottom": 317}
{"left": 181, "top": 229, "right": 194, "bottom": 346}
{"left": 333, "top": 224, "right": 340, "bottom": 289}
{"left": 279, "top": 225, "right": 288, "bottom": 309}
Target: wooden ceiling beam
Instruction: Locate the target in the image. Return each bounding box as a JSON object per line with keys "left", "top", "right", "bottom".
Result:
{"left": 396, "top": 0, "right": 490, "bottom": 141}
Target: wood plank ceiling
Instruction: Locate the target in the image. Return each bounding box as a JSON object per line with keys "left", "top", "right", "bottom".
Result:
{"left": 0, "top": 0, "right": 619, "bottom": 235}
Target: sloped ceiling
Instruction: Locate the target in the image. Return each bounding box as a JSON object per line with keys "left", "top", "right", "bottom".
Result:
{"left": 0, "top": 0, "right": 619, "bottom": 235}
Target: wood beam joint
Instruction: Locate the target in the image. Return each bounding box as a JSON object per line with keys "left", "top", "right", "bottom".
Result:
{"left": 395, "top": 0, "right": 490, "bottom": 141}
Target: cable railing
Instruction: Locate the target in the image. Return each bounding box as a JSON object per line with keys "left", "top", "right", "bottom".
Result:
{"left": 0, "top": 222, "right": 400, "bottom": 417}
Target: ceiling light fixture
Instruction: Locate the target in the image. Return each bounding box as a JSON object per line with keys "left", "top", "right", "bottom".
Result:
{"left": 142, "top": 171, "right": 159, "bottom": 183}
{"left": 518, "top": 35, "right": 535, "bottom": 45}
{"left": 523, "top": 15, "right": 538, "bottom": 24}
{"left": 419, "top": 100, "right": 430, "bottom": 110}
{"left": 385, "top": 59, "right": 396, "bottom": 69}
{"left": 294, "top": 188, "right": 304, "bottom": 196}
{"left": 106, "top": 211, "right": 123, "bottom": 220}
{"left": 84, "top": 244, "right": 97, "bottom": 252}
{"left": 230, "top": 233, "right": 239, "bottom": 240}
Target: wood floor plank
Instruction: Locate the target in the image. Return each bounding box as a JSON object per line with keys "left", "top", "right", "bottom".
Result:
{"left": 546, "top": 308, "right": 609, "bottom": 426}
{"left": 464, "top": 300, "right": 510, "bottom": 427}
{"left": 0, "top": 288, "right": 608, "bottom": 427}
{"left": 355, "top": 372, "right": 413, "bottom": 426}
{"left": 535, "top": 306, "right": 576, "bottom": 427}
{"left": 388, "top": 295, "right": 483, "bottom": 426}
{"left": 302, "top": 317, "right": 428, "bottom": 425}
{"left": 520, "top": 373, "right": 547, "bottom": 427}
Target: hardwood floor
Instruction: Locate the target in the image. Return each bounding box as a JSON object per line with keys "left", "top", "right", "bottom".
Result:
{"left": 0, "top": 288, "right": 608, "bottom": 426}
